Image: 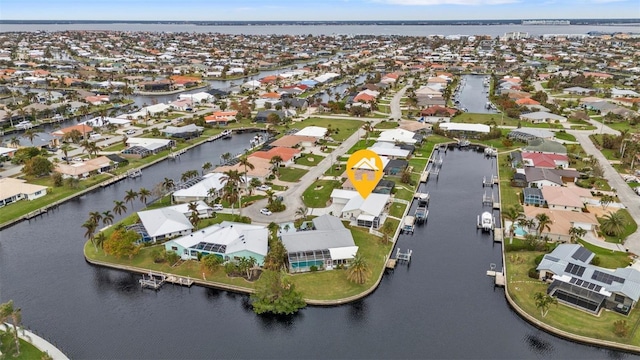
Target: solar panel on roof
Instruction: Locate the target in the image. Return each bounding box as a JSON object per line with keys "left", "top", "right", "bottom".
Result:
{"left": 592, "top": 270, "right": 626, "bottom": 285}
{"left": 565, "top": 263, "right": 586, "bottom": 277}
{"left": 571, "top": 247, "right": 592, "bottom": 263}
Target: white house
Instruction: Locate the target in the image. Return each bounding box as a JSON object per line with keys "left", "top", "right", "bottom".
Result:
{"left": 377, "top": 128, "right": 419, "bottom": 145}
{"left": 172, "top": 172, "right": 226, "bottom": 204}
{"left": 520, "top": 111, "right": 567, "bottom": 124}
{"left": 368, "top": 142, "right": 410, "bottom": 159}
{"left": 137, "top": 207, "right": 194, "bottom": 242}
{"left": 330, "top": 189, "right": 389, "bottom": 229}
{"left": 295, "top": 126, "right": 327, "bottom": 138}
{"left": 0, "top": 178, "right": 48, "bottom": 207}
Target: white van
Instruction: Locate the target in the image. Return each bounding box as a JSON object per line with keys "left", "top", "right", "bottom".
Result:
{"left": 89, "top": 133, "right": 102, "bottom": 141}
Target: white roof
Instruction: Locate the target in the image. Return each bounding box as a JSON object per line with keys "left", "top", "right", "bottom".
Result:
{"left": 82, "top": 116, "right": 131, "bottom": 127}
{"left": 163, "top": 124, "right": 203, "bottom": 135}
{"left": 178, "top": 92, "right": 212, "bottom": 102}
{"left": 0, "top": 178, "right": 47, "bottom": 200}
{"left": 172, "top": 173, "right": 226, "bottom": 198}
{"left": 378, "top": 128, "right": 417, "bottom": 144}
{"left": 126, "top": 137, "right": 173, "bottom": 150}
{"left": 328, "top": 246, "right": 359, "bottom": 261}
{"left": 0, "top": 147, "right": 15, "bottom": 156}
{"left": 357, "top": 214, "right": 376, "bottom": 221}
{"left": 439, "top": 122, "right": 491, "bottom": 133}
{"left": 172, "top": 221, "right": 268, "bottom": 257}
{"left": 339, "top": 190, "right": 389, "bottom": 217}
{"left": 137, "top": 208, "right": 193, "bottom": 238}
{"left": 167, "top": 200, "right": 211, "bottom": 214}
{"left": 369, "top": 142, "right": 410, "bottom": 158}
{"left": 520, "top": 111, "right": 567, "bottom": 121}
{"left": 295, "top": 126, "right": 327, "bottom": 138}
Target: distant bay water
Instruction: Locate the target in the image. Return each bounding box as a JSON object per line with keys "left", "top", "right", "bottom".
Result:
{"left": 0, "top": 23, "right": 638, "bottom": 36}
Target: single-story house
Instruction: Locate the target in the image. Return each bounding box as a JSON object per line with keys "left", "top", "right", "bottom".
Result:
{"left": 164, "top": 222, "right": 268, "bottom": 265}
{"left": 524, "top": 167, "right": 563, "bottom": 187}
{"left": 281, "top": 215, "right": 358, "bottom": 273}
{"left": 524, "top": 207, "right": 599, "bottom": 242}
{"left": 330, "top": 189, "right": 389, "bottom": 229}
{"left": 204, "top": 111, "right": 237, "bottom": 125}
{"left": 384, "top": 159, "right": 409, "bottom": 175}
{"left": 55, "top": 156, "right": 112, "bottom": 179}
{"left": 269, "top": 135, "right": 317, "bottom": 148}
{"left": 249, "top": 147, "right": 301, "bottom": 167}
{"left": 368, "top": 142, "right": 411, "bottom": 159}
{"left": 0, "top": 177, "right": 47, "bottom": 206}
{"left": 214, "top": 156, "right": 272, "bottom": 182}
{"left": 524, "top": 139, "right": 567, "bottom": 155}
{"left": 254, "top": 110, "right": 286, "bottom": 123}
{"left": 122, "top": 138, "right": 175, "bottom": 158}
{"left": 0, "top": 147, "right": 16, "bottom": 158}
{"left": 172, "top": 172, "right": 227, "bottom": 204}
{"left": 377, "top": 128, "right": 422, "bottom": 145}
{"left": 136, "top": 207, "right": 194, "bottom": 243}
{"left": 507, "top": 128, "right": 555, "bottom": 142}
{"left": 541, "top": 186, "right": 592, "bottom": 212}
{"left": 295, "top": 126, "right": 328, "bottom": 138}
{"left": 520, "top": 111, "right": 567, "bottom": 124}
{"left": 439, "top": 122, "right": 491, "bottom": 134}
{"left": 536, "top": 244, "right": 640, "bottom": 315}
{"left": 521, "top": 152, "right": 569, "bottom": 169}
{"left": 163, "top": 124, "right": 203, "bottom": 139}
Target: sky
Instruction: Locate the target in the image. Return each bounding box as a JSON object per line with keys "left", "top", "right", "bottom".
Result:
{"left": 1, "top": 0, "right": 638, "bottom": 21}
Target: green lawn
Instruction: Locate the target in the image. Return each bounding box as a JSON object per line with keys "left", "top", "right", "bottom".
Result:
{"left": 597, "top": 209, "right": 638, "bottom": 244}
{"left": 290, "top": 226, "right": 393, "bottom": 300}
{"left": 453, "top": 112, "right": 517, "bottom": 126}
{"left": 280, "top": 117, "right": 363, "bottom": 142}
{"left": 295, "top": 153, "right": 326, "bottom": 166}
{"left": 101, "top": 142, "right": 126, "bottom": 152}
{"left": 497, "top": 155, "right": 521, "bottom": 210}
{"left": 408, "top": 157, "right": 428, "bottom": 172}
{"left": 553, "top": 131, "right": 577, "bottom": 142}
{"left": 576, "top": 240, "right": 633, "bottom": 269}
{"left": 389, "top": 202, "right": 406, "bottom": 218}
{"left": 324, "top": 164, "right": 346, "bottom": 177}
{"left": 375, "top": 121, "right": 399, "bottom": 129}
{"left": 505, "top": 251, "right": 640, "bottom": 346}
{"left": 1, "top": 333, "right": 48, "bottom": 360}
{"left": 302, "top": 180, "right": 342, "bottom": 208}
{"left": 346, "top": 139, "right": 376, "bottom": 154}
{"left": 277, "top": 167, "right": 308, "bottom": 182}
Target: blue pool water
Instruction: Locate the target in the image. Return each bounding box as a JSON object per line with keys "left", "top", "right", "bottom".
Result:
{"left": 514, "top": 226, "right": 528, "bottom": 236}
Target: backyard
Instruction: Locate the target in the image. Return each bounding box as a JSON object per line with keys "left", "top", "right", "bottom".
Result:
{"left": 302, "top": 180, "right": 342, "bottom": 208}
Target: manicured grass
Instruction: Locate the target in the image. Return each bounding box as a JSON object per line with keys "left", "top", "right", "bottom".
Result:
{"left": 324, "top": 163, "right": 346, "bottom": 177}
{"left": 1, "top": 333, "right": 48, "bottom": 360}
{"left": 290, "top": 226, "right": 393, "bottom": 300}
{"left": 277, "top": 167, "right": 308, "bottom": 182}
{"left": 408, "top": 157, "right": 428, "bottom": 172}
{"left": 389, "top": 202, "right": 406, "bottom": 218}
{"left": 597, "top": 209, "right": 638, "bottom": 244}
{"left": 294, "top": 153, "right": 326, "bottom": 166}
{"left": 453, "top": 112, "right": 517, "bottom": 126}
{"left": 553, "top": 131, "right": 577, "bottom": 142}
{"left": 576, "top": 240, "right": 633, "bottom": 269}
{"left": 302, "top": 180, "right": 342, "bottom": 208}
{"left": 346, "top": 139, "right": 376, "bottom": 154}
{"left": 102, "top": 142, "right": 126, "bottom": 152}
{"left": 378, "top": 105, "right": 391, "bottom": 113}
{"left": 505, "top": 251, "right": 640, "bottom": 346}
{"left": 497, "top": 154, "right": 521, "bottom": 210}
{"left": 394, "top": 188, "right": 415, "bottom": 202}
{"left": 279, "top": 117, "right": 363, "bottom": 142}
{"left": 375, "top": 121, "right": 399, "bottom": 129}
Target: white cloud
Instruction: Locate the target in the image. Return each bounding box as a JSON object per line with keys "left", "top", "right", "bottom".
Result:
{"left": 376, "top": 0, "right": 519, "bottom": 4}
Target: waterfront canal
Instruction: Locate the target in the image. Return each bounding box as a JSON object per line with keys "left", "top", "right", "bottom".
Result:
{"left": 0, "top": 141, "right": 632, "bottom": 358}
{"left": 456, "top": 74, "right": 497, "bottom": 114}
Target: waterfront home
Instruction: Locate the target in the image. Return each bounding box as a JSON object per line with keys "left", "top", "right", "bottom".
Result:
{"left": 294, "top": 126, "right": 327, "bottom": 138}
{"left": 269, "top": 135, "right": 317, "bottom": 148}
{"left": 52, "top": 124, "right": 94, "bottom": 142}
{"left": 172, "top": 173, "right": 226, "bottom": 204}
{"left": 438, "top": 122, "right": 491, "bottom": 136}
{"left": 214, "top": 157, "right": 272, "bottom": 183}
{"left": 536, "top": 244, "right": 640, "bottom": 315}
{"left": 136, "top": 207, "right": 194, "bottom": 243}
{"left": 368, "top": 142, "right": 411, "bottom": 159}
{"left": 254, "top": 110, "right": 286, "bottom": 123}
{"left": 521, "top": 152, "right": 569, "bottom": 169}
{"left": 523, "top": 139, "right": 567, "bottom": 155}
{"left": 383, "top": 159, "right": 409, "bottom": 176}
{"left": 523, "top": 187, "right": 545, "bottom": 206}
{"left": 281, "top": 214, "right": 358, "bottom": 273}
{"left": 55, "top": 156, "right": 112, "bottom": 179}
{"left": 0, "top": 178, "right": 47, "bottom": 207}
{"left": 507, "top": 128, "right": 555, "bottom": 142}
{"left": 330, "top": 189, "right": 389, "bottom": 229}
{"left": 122, "top": 138, "right": 175, "bottom": 158}
{"left": 541, "top": 185, "right": 592, "bottom": 212}
{"left": 523, "top": 167, "right": 564, "bottom": 187}
{"left": 178, "top": 92, "right": 212, "bottom": 103}
{"left": 164, "top": 222, "right": 268, "bottom": 265}
{"left": 204, "top": 111, "right": 238, "bottom": 125}
{"left": 523, "top": 207, "right": 599, "bottom": 242}
{"left": 249, "top": 147, "right": 301, "bottom": 167}
{"left": 0, "top": 146, "right": 16, "bottom": 158}
{"left": 163, "top": 124, "right": 203, "bottom": 139}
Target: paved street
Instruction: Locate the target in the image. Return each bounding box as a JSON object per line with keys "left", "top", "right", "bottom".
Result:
{"left": 243, "top": 85, "right": 408, "bottom": 223}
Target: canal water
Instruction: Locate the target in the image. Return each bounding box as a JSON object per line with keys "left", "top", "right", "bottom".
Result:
{"left": 456, "top": 74, "right": 497, "bottom": 114}
{"left": 0, "top": 137, "right": 629, "bottom": 359}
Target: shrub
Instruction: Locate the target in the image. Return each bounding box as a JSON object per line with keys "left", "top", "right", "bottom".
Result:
{"left": 613, "top": 320, "right": 629, "bottom": 338}
{"left": 309, "top": 265, "right": 318, "bottom": 272}
{"left": 534, "top": 254, "right": 545, "bottom": 265}
{"left": 528, "top": 267, "right": 539, "bottom": 279}
{"left": 591, "top": 256, "right": 601, "bottom": 266}
{"left": 166, "top": 251, "right": 179, "bottom": 264}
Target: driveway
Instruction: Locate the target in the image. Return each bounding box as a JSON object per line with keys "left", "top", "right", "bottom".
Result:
{"left": 242, "top": 86, "right": 410, "bottom": 223}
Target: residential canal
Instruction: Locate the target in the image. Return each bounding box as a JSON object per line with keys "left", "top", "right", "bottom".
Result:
{"left": 456, "top": 74, "right": 497, "bottom": 114}
{"left": 0, "top": 142, "right": 632, "bottom": 358}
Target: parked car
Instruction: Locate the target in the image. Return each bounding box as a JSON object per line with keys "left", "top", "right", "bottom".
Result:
{"left": 256, "top": 185, "right": 272, "bottom": 191}
{"left": 212, "top": 204, "right": 224, "bottom": 211}
{"left": 125, "top": 129, "right": 136, "bottom": 135}
{"left": 260, "top": 208, "right": 272, "bottom": 216}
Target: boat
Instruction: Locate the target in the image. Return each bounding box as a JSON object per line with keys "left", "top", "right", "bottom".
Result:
{"left": 15, "top": 121, "right": 34, "bottom": 130}
{"left": 221, "top": 129, "right": 232, "bottom": 139}
{"left": 402, "top": 216, "right": 415, "bottom": 234}
{"left": 457, "top": 139, "right": 470, "bottom": 147}
{"left": 478, "top": 211, "right": 494, "bottom": 232}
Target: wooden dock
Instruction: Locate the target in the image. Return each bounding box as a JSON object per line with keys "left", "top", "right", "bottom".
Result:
{"left": 101, "top": 173, "right": 127, "bottom": 187}
{"left": 420, "top": 172, "right": 429, "bottom": 182}
{"left": 486, "top": 264, "right": 505, "bottom": 287}
{"left": 493, "top": 202, "right": 501, "bottom": 210}
{"left": 165, "top": 275, "right": 194, "bottom": 287}
{"left": 493, "top": 229, "right": 503, "bottom": 243}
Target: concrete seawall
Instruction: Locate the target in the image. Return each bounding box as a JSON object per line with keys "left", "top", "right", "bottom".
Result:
{"left": 0, "top": 324, "right": 69, "bottom": 360}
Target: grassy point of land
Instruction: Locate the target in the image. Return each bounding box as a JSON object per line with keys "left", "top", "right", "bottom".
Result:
{"left": 278, "top": 117, "right": 363, "bottom": 142}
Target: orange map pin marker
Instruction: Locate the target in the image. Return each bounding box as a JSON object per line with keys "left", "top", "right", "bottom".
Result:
{"left": 346, "top": 149, "right": 384, "bottom": 199}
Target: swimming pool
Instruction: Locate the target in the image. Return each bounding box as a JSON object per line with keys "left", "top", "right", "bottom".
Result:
{"left": 514, "top": 225, "right": 528, "bottom": 236}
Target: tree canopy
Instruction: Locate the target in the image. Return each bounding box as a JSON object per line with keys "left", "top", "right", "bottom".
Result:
{"left": 251, "top": 270, "right": 306, "bottom": 315}
{"left": 103, "top": 229, "right": 141, "bottom": 259}
{"left": 22, "top": 156, "right": 54, "bottom": 177}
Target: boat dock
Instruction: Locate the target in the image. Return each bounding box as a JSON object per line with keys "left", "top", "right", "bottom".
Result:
{"left": 168, "top": 148, "right": 188, "bottom": 159}
{"left": 139, "top": 272, "right": 193, "bottom": 290}
{"left": 101, "top": 173, "right": 128, "bottom": 187}
{"left": 493, "top": 229, "right": 503, "bottom": 243}
{"left": 482, "top": 175, "right": 498, "bottom": 187}
{"left": 420, "top": 171, "right": 429, "bottom": 182}
{"left": 486, "top": 264, "right": 505, "bottom": 287}
{"left": 127, "top": 169, "right": 142, "bottom": 178}
{"left": 396, "top": 248, "right": 413, "bottom": 263}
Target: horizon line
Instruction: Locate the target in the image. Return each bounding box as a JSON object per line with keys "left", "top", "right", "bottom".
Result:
{"left": 1, "top": 17, "right": 639, "bottom": 22}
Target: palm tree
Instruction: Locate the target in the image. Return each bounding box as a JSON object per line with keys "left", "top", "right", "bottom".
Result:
{"left": 124, "top": 189, "right": 138, "bottom": 211}
{"left": 188, "top": 201, "right": 198, "bottom": 213}
{"left": 82, "top": 220, "right": 98, "bottom": 250}
{"left": 535, "top": 213, "right": 552, "bottom": 238}
{"left": 162, "top": 177, "right": 175, "bottom": 192}
{"left": 138, "top": 187, "right": 151, "bottom": 206}
{"left": 347, "top": 253, "right": 371, "bottom": 284}
{"left": 202, "top": 161, "right": 212, "bottom": 175}
{"left": 189, "top": 211, "right": 200, "bottom": 228}
{"left": 101, "top": 210, "right": 114, "bottom": 226}
{"left": 5, "top": 109, "right": 14, "bottom": 127}
{"left": 221, "top": 169, "right": 244, "bottom": 212}
{"left": 502, "top": 205, "right": 525, "bottom": 244}
{"left": 113, "top": 200, "right": 127, "bottom": 216}
{"left": 0, "top": 300, "right": 22, "bottom": 356}
{"left": 534, "top": 292, "right": 558, "bottom": 318}
{"left": 221, "top": 152, "right": 232, "bottom": 164}
{"left": 22, "top": 129, "right": 39, "bottom": 145}
{"left": 181, "top": 169, "right": 198, "bottom": 182}
{"left": 295, "top": 206, "right": 308, "bottom": 221}
{"left": 568, "top": 227, "right": 587, "bottom": 243}
{"left": 238, "top": 156, "right": 255, "bottom": 185}
{"left": 221, "top": 183, "right": 239, "bottom": 214}
{"left": 94, "top": 232, "right": 107, "bottom": 253}
{"left": 270, "top": 155, "right": 283, "bottom": 177}
{"left": 9, "top": 136, "right": 20, "bottom": 148}
{"left": 60, "top": 143, "right": 72, "bottom": 164}
{"left": 88, "top": 210, "right": 102, "bottom": 224}
{"left": 600, "top": 210, "right": 627, "bottom": 237}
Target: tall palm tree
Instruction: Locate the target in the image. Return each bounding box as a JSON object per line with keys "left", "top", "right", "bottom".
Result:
{"left": 101, "top": 210, "right": 114, "bottom": 226}
{"left": 599, "top": 210, "right": 627, "bottom": 237}
{"left": 568, "top": 227, "right": 587, "bottom": 243}
{"left": 221, "top": 169, "right": 244, "bottom": 213}
{"left": 189, "top": 211, "right": 200, "bottom": 228}
{"left": 162, "top": 177, "right": 175, "bottom": 192}
{"left": 88, "top": 211, "right": 102, "bottom": 226}
{"left": 202, "top": 161, "right": 212, "bottom": 175}
{"left": 188, "top": 201, "right": 199, "bottom": 213}
{"left": 0, "top": 300, "right": 22, "bottom": 356}
{"left": 82, "top": 220, "right": 98, "bottom": 250}
{"left": 5, "top": 109, "right": 14, "bottom": 127}
{"left": 502, "top": 205, "right": 525, "bottom": 244}
{"left": 9, "top": 136, "right": 20, "bottom": 148}
{"left": 221, "top": 183, "right": 239, "bottom": 215}
{"left": 221, "top": 152, "right": 232, "bottom": 164}
{"left": 138, "top": 187, "right": 151, "bottom": 206}
{"left": 347, "top": 253, "right": 371, "bottom": 284}
{"left": 113, "top": 200, "right": 127, "bottom": 216}
{"left": 238, "top": 156, "right": 255, "bottom": 185}
{"left": 270, "top": 155, "right": 283, "bottom": 177}
{"left": 94, "top": 232, "right": 107, "bottom": 253}
{"left": 22, "top": 129, "right": 39, "bottom": 145}
{"left": 124, "top": 189, "right": 138, "bottom": 211}
{"left": 60, "top": 143, "right": 72, "bottom": 164}
{"left": 535, "top": 213, "right": 552, "bottom": 238}
{"left": 265, "top": 189, "right": 276, "bottom": 206}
